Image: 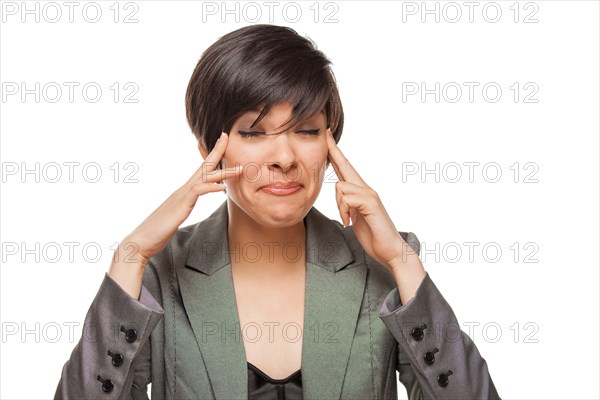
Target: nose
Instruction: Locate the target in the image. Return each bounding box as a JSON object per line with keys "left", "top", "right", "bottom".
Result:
{"left": 265, "top": 132, "right": 298, "bottom": 176}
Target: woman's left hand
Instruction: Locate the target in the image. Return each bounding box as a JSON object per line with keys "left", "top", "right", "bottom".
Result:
{"left": 325, "top": 128, "right": 412, "bottom": 273}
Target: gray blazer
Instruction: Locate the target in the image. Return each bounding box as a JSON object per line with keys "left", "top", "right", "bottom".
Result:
{"left": 55, "top": 200, "right": 500, "bottom": 399}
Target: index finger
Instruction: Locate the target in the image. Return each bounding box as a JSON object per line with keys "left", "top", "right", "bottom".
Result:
{"left": 326, "top": 128, "right": 367, "bottom": 186}
{"left": 204, "top": 131, "right": 230, "bottom": 168}
{"left": 193, "top": 132, "right": 236, "bottom": 180}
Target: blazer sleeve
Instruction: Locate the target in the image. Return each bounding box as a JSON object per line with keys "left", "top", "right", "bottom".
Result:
{"left": 378, "top": 232, "right": 501, "bottom": 400}
{"left": 54, "top": 273, "right": 164, "bottom": 399}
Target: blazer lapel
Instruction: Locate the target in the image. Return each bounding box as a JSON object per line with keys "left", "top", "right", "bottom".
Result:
{"left": 179, "top": 200, "right": 366, "bottom": 400}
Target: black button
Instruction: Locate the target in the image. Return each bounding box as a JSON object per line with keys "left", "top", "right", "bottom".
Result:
{"left": 97, "top": 375, "right": 114, "bottom": 393}
{"left": 111, "top": 353, "right": 124, "bottom": 367}
{"left": 125, "top": 329, "right": 137, "bottom": 343}
{"left": 102, "top": 379, "right": 114, "bottom": 392}
{"left": 437, "top": 370, "right": 453, "bottom": 387}
{"left": 411, "top": 324, "right": 427, "bottom": 341}
{"left": 424, "top": 347, "right": 439, "bottom": 365}
{"left": 424, "top": 352, "right": 435, "bottom": 365}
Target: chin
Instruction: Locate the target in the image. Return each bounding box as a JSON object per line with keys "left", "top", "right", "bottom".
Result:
{"left": 260, "top": 205, "right": 304, "bottom": 223}
{"left": 253, "top": 198, "right": 308, "bottom": 225}
{"left": 230, "top": 187, "right": 314, "bottom": 225}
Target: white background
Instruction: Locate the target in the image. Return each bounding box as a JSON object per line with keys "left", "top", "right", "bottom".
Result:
{"left": 1, "top": 1, "right": 599, "bottom": 399}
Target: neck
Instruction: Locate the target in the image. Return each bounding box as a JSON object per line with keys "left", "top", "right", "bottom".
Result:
{"left": 226, "top": 199, "right": 306, "bottom": 269}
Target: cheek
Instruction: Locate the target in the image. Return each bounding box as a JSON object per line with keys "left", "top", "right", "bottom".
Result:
{"left": 221, "top": 143, "right": 251, "bottom": 167}
{"left": 304, "top": 142, "right": 329, "bottom": 183}
{"left": 315, "top": 139, "right": 329, "bottom": 164}
{"left": 226, "top": 148, "right": 264, "bottom": 183}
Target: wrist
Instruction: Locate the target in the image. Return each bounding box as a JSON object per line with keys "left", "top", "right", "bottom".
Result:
{"left": 387, "top": 237, "right": 421, "bottom": 271}
{"left": 388, "top": 249, "right": 427, "bottom": 305}
{"left": 113, "top": 240, "right": 149, "bottom": 268}
{"left": 105, "top": 238, "right": 149, "bottom": 300}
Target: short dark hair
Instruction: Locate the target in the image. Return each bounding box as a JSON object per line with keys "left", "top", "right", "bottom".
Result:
{"left": 185, "top": 24, "right": 344, "bottom": 167}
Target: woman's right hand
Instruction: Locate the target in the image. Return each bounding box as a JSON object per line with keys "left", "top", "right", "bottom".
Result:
{"left": 108, "top": 132, "right": 242, "bottom": 298}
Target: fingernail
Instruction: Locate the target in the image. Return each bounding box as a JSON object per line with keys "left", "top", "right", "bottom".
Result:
{"left": 217, "top": 132, "right": 226, "bottom": 142}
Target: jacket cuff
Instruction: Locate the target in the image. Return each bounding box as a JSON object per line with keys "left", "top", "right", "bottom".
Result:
{"left": 377, "top": 272, "right": 500, "bottom": 399}
{"left": 93, "top": 273, "right": 165, "bottom": 395}
{"left": 55, "top": 273, "right": 164, "bottom": 399}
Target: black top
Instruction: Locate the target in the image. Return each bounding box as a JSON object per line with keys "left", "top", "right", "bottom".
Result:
{"left": 247, "top": 362, "right": 303, "bottom": 400}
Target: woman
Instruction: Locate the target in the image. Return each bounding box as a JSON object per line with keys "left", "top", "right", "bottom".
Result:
{"left": 55, "top": 24, "right": 500, "bottom": 399}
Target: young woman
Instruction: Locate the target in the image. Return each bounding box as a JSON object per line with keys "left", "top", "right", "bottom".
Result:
{"left": 55, "top": 24, "right": 500, "bottom": 399}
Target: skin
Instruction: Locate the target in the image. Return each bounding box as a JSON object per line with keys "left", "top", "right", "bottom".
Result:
{"left": 196, "top": 102, "right": 426, "bottom": 378}
{"left": 198, "top": 102, "right": 328, "bottom": 270}
{"left": 108, "top": 100, "right": 426, "bottom": 380}
{"left": 198, "top": 103, "right": 327, "bottom": 378}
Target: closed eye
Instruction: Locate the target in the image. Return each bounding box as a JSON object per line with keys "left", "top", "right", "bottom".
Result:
{"left": 238, "top": 131, "right": 263, "bottom": 138}
{"left": 298, "top": 129, "right": 320, "bottom": 136}
{"left": 238, "top": 129, "right": 320, "bottom": 138}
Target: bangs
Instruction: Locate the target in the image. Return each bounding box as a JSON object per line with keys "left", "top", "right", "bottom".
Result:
{"left": 246, "top": 81, "right": 330, "bottom": 135}
{"left": 186, "top": 24, "right": 344, "bottom": 153}
{"left": 223, "top": 39, "right": 333, "bottom": 134}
